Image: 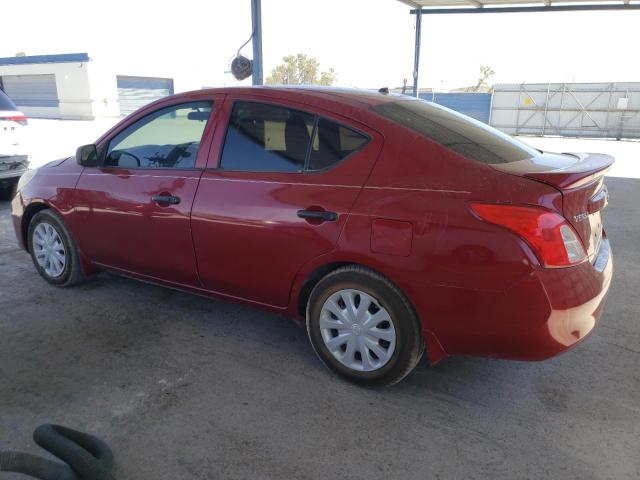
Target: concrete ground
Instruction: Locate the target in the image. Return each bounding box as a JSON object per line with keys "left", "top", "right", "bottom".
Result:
{"left": 1, "top": 179, "right": 639, "bottom": 478}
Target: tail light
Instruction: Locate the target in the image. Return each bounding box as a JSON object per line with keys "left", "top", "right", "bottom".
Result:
{"left": 1, "top": 114, "right": 28, "bottom": 126}
{"left": 470, "top": 203, "right": 587, "bottom": 268}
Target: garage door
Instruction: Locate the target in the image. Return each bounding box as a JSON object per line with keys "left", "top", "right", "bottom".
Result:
{"left": 117, "top": 76, "right": 174, "bottom": 116}
{"left": 0, "top": 74, "right": 60, "bottom": 118}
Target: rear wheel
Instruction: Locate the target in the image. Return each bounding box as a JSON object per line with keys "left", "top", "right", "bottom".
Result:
{"left": 306, "top": 266, "right": 424, "bottom": 387}
{"left": 27, "top": 209, "right": 86, "bottom": 287}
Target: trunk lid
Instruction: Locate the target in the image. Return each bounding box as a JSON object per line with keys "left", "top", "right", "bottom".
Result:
{"left": 491, "top": 151, "right": 614, "bottom": 258}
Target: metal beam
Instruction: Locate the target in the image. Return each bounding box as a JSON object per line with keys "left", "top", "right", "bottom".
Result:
{"left": 410, "top": 4, "right": 640, "bottom": 14}
{"left": 412, "top": 9, "right": 422, "bottom": 97}
{"left": 251, "top": 0, "right": 263, "bottom": 85}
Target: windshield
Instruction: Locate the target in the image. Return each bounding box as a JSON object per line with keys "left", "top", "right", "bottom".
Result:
{"left": 0, "top": 89, "right": 19, "bottom": 111}
{"left": 372, "top": 99, "right": 539, "bottom": 164}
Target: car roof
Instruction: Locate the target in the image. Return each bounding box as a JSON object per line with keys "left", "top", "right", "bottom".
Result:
{"left": 191, "top": 85, "right": 412, "bottom": 110}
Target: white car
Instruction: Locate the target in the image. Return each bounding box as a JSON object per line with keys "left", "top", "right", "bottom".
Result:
{"left": 0, "top": 89, "right": 29, "bottom": 200}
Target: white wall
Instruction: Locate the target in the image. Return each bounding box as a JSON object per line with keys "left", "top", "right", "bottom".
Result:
{"left": 85, "top": 60, "right": 120, "bottom": 118}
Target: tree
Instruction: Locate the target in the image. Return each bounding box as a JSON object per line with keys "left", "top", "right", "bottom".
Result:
{"left": 472, "top": 65, "right": 495, "bottom": 92}
{"left": 15, "top": 52, "right": 26, "bottom": 57}
{"left": 266, "top": 53, "right": 336, "bottom": 86}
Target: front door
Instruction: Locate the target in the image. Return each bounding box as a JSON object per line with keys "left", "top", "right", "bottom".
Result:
{"left": 73, "top": 98, "right": 221, "bottom": 286}
{"left": 191, "top": 97, "right": 382, "bottom": 307}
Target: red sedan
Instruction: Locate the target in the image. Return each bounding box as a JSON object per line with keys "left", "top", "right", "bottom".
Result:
{"left": 11, "top": 87, "right": 613, "bottom": 386}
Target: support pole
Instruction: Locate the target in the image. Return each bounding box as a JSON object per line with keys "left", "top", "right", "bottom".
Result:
{"left": 251, "top": 0, "right": 263, "bottom": 85}
{"left": 412, "top": 9, "right": 422, "bottom": 98}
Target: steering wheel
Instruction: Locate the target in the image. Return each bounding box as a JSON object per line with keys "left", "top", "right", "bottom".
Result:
{"left": 113, "top": 150, "right": 141, "bottom": 167}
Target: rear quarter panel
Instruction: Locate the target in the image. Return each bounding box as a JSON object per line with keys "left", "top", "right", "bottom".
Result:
{"left": 306, "top": 123, "right": 566, "bottom": 361}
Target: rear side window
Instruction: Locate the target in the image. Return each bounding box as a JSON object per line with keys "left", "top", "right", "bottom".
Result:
{"left": 372, "top": 100, "right": 539, "bottom": 164}
{"left": 220, "top": 101, "right": 369, "bottom": 172}
{"left": 308, "top": 118, "right": 369, "bottom": 171}
{"left": 0, "top": 89, "right": 18, "bottom": 111}
{"left": 220, "top": 102, "right": 314, "bottom": 172}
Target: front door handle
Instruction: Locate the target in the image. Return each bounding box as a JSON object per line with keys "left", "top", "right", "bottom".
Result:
{"left": 297, "top": 209, "right": 338, "bottom": 222}
{"left": 152, "top": 194, "right": 181, "bottom": 205}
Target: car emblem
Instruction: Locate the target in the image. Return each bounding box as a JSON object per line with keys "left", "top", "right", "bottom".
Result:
{"left": 573, "top": 212, "right": 589, "bottom": 222}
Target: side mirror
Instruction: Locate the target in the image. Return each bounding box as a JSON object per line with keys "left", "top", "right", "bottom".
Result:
{"left": 76, "top": 144, "right": 98, "bottom": 167}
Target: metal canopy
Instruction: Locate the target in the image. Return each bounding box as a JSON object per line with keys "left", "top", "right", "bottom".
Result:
{"left": 400, "top": 0, "right": 640, "bottom": 96}
{"left": 401, "top": 0, "right": 640, "bottom": 11}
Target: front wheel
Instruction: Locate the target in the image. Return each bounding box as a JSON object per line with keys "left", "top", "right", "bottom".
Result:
{"left": 27, "top": 209, "right": 86, "bottom": 287}
{"left": 306, "top": 266, "right": 424, "bottom": 387}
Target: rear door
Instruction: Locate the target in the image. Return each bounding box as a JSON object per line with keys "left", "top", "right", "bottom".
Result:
{"left": 191, "top": 95, "right": 382, "bottom": 307}
{"left": 73, "top": 95, "right": 223, "bottom": 285}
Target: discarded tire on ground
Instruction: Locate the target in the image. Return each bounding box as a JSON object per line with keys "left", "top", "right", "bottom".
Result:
{"left": 0, "top": 424, "right": 114, "bottom": 480}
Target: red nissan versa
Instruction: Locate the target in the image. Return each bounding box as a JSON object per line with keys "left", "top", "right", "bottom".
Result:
{"left": 11, "top": 87, "right": 613, "bottom": 386}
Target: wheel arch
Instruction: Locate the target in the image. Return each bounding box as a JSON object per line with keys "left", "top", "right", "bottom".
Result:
{"left": 21, "top": 202, "right": 52, "bottom": 252}
{"left": 296, "top": 261, "right": 418, "bottom": 321}
{"left": 296, "top": 261, "right": 353, "bottom": 318}
{"left": 294, "top": 259, "right": 448, "bottom": 365}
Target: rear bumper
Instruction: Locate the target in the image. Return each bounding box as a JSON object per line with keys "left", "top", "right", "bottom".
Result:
{"left": 529, "top": 236, "right": 612, "bottom": 359}
{"left": 0, "top": 155, "right": 29, "bottom": 182}
{"left": 428, "top": 235, "right": 613, "bottom": 361}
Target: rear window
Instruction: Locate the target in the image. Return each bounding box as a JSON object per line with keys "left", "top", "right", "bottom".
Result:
{"left": 372, "top": 100, "right": 538, "bottom": 164}
{"left": 0, "top": 89, "right": 18, "bottom": 111}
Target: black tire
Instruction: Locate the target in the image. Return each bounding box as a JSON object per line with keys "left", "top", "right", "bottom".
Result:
{"left": 27, "top": 209, "right": 87, "bottom": 287}
{"left": 306, "top": 265, "right": 424, "bottom": 387}
{"left": 0, "top": 179, "right": 17, "bottom": 201}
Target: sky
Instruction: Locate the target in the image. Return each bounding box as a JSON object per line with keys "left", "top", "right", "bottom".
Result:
{"left": 3, "top": 0, "right": 640, "bottom": 92}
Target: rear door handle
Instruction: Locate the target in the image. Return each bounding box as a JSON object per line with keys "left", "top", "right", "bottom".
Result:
{"left": 152, "top": 194, "right": 181, "bottom": 205}
{"left": 297, "top": 209, "right": 338, "bottom": 222}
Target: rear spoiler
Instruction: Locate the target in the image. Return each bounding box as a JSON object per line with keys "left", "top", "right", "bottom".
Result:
{"left": 523, "top": 153, "right": 615, "bottom": 189}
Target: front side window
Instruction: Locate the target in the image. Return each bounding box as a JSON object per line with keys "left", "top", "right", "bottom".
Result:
{"left": 372, "top": 99, "right": 539, "bottom": 164}
{"left": 220, "top": 101, "right": 314, "bottom": 172}
{"left": 105, "top": 101, "right": 212, "bottom": 169}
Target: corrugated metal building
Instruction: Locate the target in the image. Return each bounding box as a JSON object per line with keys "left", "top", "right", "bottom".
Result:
{"left": 490, "top": 82, "right": 640, "bottom": 139}
{"left": 420, "top": 92, "right": 492, "bottom": 123}
{"left": 116, "top": 76, "right": 175, "bottom": 116}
